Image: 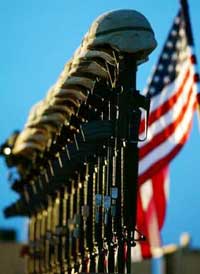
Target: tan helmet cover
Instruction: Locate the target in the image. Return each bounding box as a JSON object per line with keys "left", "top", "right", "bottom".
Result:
{"left": 85, "top": 9, "right": 157, "bottom": 60}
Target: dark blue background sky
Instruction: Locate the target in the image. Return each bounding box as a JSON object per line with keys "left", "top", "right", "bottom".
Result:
{"left": 0, "top": 0, "right": 200, "bottom": 246}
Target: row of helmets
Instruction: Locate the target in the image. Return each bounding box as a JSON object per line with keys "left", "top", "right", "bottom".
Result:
{"left": 12, "top": 10, "right": 156, "bottom": 165}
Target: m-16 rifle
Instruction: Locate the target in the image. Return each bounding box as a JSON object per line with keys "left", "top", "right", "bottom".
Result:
{"left": 81, "top": 163, "right": 90, "bottom": 273}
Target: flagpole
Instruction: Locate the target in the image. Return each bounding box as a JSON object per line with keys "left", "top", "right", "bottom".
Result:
{"left": 180, "top": 0, "right": 194, "bottom": 45}
{"left": 180, "top": 0, "right": 200, "bottom": 130}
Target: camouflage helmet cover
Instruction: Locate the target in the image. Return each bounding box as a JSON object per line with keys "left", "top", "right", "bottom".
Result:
{"left": 85, "top": 9, "right": 157, "bottom": 60}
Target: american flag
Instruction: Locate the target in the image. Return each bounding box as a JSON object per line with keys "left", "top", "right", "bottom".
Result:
{"left": 133, "top": 3, "right": 200, "bottom": 261}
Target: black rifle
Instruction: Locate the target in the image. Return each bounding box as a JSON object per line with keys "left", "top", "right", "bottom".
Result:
{"left": 117, "top": 54, "right": 150, "bottom": 273}
{"left": 28, "top": 215, "right": 36, "bottom": 274}
{"left": 67, "top": 180, "right": 76, "bottom": 274}
{"left": 61, "top": 186, "right": 69, "bottom": 274}
{"left": 89, "top": 162, "right": 99, "bottom": 273}
{"left": 54, "top": 189, "right": 63, "bottom": 274}
{"left": 45, "top": 195, "right": 54, "bottom": 274}
{"left": 109, "top": 103, "right": 119, "bottom": 273}
{"left": 81, "top": 163, "right": 90, "bottom": 273}
{"left": 73, "top": 173, "right": 82, "bottom": 273}
{"left": 40, "top": 209, "right": 47, "bottom": 274}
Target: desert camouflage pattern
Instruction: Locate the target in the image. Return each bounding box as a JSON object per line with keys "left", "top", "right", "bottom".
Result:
{"left": 12, "top": 9, "right": 156, "bottom": 163}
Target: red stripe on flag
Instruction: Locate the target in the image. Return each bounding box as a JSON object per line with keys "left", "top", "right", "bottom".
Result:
{"left": 190, "top": 55, "right": 197, "bottom": 64}
{"left": 146, "top": 196, "right": 161, "bottom": 247}
{"left": 136, "top": 189, "right": 152, "bottom": 258}
{"left": 136, "top": 169, "right": 168, "bottom": 259}
{"left": 139, "top": 117, "right": 193, "bottom": 185}
{"left": 197, "top": 93, "right": 200, "bottom": 104}
{"left": 139, "top": 67, "right": 191, "bottom": 134}
{"left": 151, "top": 166, "right": 168, "bottom": 229}
{"left": 194, "top": 73, "right": 200, "bottom": 82}
{"left": 139, "top": 85, "right": 194, "bottom": 160}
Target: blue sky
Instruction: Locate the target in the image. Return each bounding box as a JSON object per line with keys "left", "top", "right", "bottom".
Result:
{"left": 0, "top": 0, "right": 200, "bottom": 246}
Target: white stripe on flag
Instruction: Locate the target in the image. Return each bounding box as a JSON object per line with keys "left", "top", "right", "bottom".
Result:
{"left": 139, "top": 69, "right": 195, "bottom": 145}
{"left": 139, "top": 84, "right": 196, "bottom": 176}
{"left": 147, "top": 58, "right": 191, "bottom": 113}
